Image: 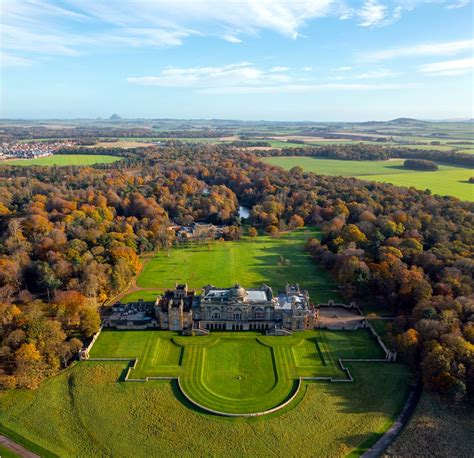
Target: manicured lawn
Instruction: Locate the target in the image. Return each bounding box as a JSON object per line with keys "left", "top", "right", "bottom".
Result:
{"left": 0, "top": 330, "right": 410, "bottom": 457}
{"left": 120, "top": 289, "right": 162, "bottom": 303}
{"left": 136, "top": 228, "right": 339, "bottom": 303}
{"left": 263, "top": 156, "right": 473, "bottom": 201}
{"left": 2, "top": 154, "right": 122, "bottom": 166}
{"left": 88, "top": 329, "right": 386, "bottom": 414}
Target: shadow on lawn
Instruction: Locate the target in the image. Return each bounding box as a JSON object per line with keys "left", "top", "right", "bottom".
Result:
{"left": 317, "top": 362, "right": 412, "bottom": 417}
{"left": 118, "top": 361, "right": 136, "bottom": 382}
{"left": 378, "top": 165, "right": 412, "bottom": 172}
{"left": 250, "top": 253, "right": 339, "bottom": 301}
{"left": 169, "top": 380, "right": 208, "bottom": 416}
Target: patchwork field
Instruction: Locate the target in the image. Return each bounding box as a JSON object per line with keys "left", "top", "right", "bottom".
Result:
{"left": 2, "top": 154, "right": 122, "bottom": 166}
{"left": 0, "top": 329, "right": 411, "bottom": 457}
{"left": 263, "top": 156, "right": 473, "bottom": 201}
{"left": 133, "top": 228, "right": 339, "bottom": 303}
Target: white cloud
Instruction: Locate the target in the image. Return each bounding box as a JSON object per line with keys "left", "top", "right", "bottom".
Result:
{"left": 74, "top": 0, "right": 334, "bottom": 38}
{"left": 352, "top": 1, "right": 473, "bottom": 28}
{"left": 104, "top": 28, "right": 191, "bottom": 48}
{"left": 0, "top": 52, "right": 33, "bottom": 68}
{"left": 0, "top": 0, "right": 333, "bottom": 64}
{"left": 445, "top": 0, "right": 471, "bottom": 9}
{"left": 127, "top": 63, "right": 292, "bottom": 88}
{"left": 362, "top": 39, "right": 474, "bottom": 61}
{"left": 270, "top": 66, "right": 290, "bottom": 72}
{"left": 354, "top": 69, "right": 400, "bottom": 79}
{"left": 335, "top": 66, "right": 353, "bottom": 71}
{"left": 1, "top": 15, "right": 193, "bottom": 59}
{"left": 357, "top": 0, "right": 387, "bottom": 27}
{"left": 2, "top": 24, "right": 84, "bottom": 56}
{"left": 3, "top": 0, "right": 470, "bottom": 65}
{"left": 127, "top": 62, "right": 419, "bottom": 95}
{"left": 302, "top": 66, "right": 313, "bottom": 71}
{"left": 222, "top": 35, "right": 242, "bottom": 43}
{"left": 418, "top": 57, "right": 474, "bottom": 76}
{"left": 199, "top": 82, "right": 419, "bottom": 95}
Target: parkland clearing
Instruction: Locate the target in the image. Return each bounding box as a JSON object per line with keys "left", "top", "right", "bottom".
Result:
{"left": 129, "top": 229, "right": 338, "bottom": 303}
{"left": 0, "top": 229, "right": 413, "bottom": 456}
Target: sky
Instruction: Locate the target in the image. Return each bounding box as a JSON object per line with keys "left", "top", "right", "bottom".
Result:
{"left": 1, "top": 0, "right": 473, "bottom": 121}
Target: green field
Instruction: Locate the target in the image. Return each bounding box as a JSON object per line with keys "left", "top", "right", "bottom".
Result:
{"left": 2, "top": 154, "right": 122, "bottom": 166}
{"left": 89, "top": 329, "right": 385, "bottom": 414}
{"left": 118, "top": 136, "right": 225, "bottom": 143}
{"left": 135, "top": 229, "right": 339, "bottom": 303}
{"left": 263, "top": 157, "right": 473, "bottom": 201}
{"left": 0, "top": 329, "right": 411, "bottom": 457}
{"left": 264, "top": 140, "right": 312, "bottom": 148}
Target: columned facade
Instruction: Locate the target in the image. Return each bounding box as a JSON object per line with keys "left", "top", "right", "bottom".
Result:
{"left": 156, "top": 283, "right": 317, "bottom": 333}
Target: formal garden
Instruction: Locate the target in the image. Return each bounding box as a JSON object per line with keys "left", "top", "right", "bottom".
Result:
{"left": 0, "top": 326, "right": 411, "bottom": 457}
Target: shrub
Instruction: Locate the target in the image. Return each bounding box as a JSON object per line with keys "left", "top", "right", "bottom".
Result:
{"left": 403, "top": 159, "right": 438, "bottom": 171}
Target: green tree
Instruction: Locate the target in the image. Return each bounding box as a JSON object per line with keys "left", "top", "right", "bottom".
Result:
{"left": 80, "top": 307, "right": 101, "bottom": 337}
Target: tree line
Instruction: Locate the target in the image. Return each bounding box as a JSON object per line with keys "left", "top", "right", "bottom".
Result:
{"left": 251, "top": 143, "right": 474, "bottom": 168}
{"left": 0, "top": 126, "right": 231, "bottom": 141}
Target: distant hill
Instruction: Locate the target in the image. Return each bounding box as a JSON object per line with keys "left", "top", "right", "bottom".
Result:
{"left": 109, "top": 113, "right": 122, "bottom": 120}
{"left": 387, "top": 117, "right": 425, "bottom": 124}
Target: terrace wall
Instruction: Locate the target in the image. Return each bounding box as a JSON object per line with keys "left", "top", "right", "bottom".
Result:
{"left": 79, "top": 325, "right": 104, "bottom": 360}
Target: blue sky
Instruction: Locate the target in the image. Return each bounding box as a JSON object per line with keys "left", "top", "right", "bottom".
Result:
{"left": 1, "top": 0, "right": 473, "bottom": 120}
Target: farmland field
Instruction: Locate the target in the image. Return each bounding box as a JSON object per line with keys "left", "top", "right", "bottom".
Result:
{"left": 2, "top": 154, "right": 122, "bottom": 166}
{"left": 263, "top": 157, "right": 473, "bottom": 201}
{"left": 91, "top": 140, "right": 151, "bottom": 148}
{"left": 136, "top": 228, "right": 339, "bottom": 303}
{"left": 0, "top": 329, "right": 411, "bottom": 457}
{"left": 118, "top": 137, "right": 226, "bottom": 143}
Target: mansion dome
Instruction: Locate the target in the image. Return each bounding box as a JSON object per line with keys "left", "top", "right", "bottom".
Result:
{"left": 230, "top": 284, "right": 246, "bottom": 298}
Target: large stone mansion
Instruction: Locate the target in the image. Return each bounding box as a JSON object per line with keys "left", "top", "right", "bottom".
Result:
{"left": 107, "top": 283, "right": 317, "bottom": 333}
